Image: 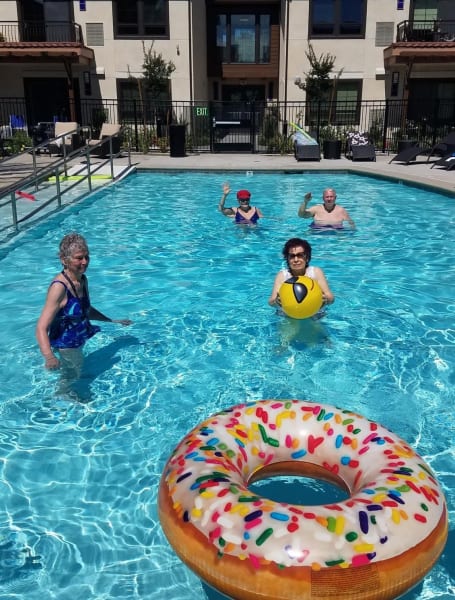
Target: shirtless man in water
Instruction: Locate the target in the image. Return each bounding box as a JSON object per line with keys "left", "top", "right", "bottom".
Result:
{"left": 298, "top": 188, "right": 355, "bottom": 230}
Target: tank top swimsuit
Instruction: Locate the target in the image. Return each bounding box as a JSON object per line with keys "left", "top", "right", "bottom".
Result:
{"left": 235, "top": 208, "right": 260, "bottom": 224}
{"left": 48, "top": 271, "right": 100, "bottom": 349}
{"left": 282, "top": 266, "right": 316, "bottom": 280}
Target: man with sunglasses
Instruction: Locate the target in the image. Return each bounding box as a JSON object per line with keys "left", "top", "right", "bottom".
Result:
{"left": 268, "top": 237, "right": 334, "bottom": 308}
{"left": 298, "top": 188, "right": 355, "bottom": 230}
{"left": 218, "top": 182, "right": 263, "bottom": 225}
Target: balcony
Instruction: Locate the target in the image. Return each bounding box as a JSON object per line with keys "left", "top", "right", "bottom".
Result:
{"left": 384, "top": 20, "right": 455, "bottom": 69}
{"left": 0, "top": 21, "right": 94, "bottom": 65}
{"left": 396, "top": 19, "right": 455, "bottom": 42}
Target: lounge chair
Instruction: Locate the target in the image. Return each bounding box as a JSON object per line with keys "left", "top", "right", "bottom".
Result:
{"left": 426, "top": 131, "right": 455, "bottom": 162}
{"left": 88, "top": 123, "right": 122, "bottom": 158}
{"left": 345, "top": 131, "right": 376, "bottom": 161}
{"left": 48, "top": 122, "right": 82, "bottom": 156}
{"left": 292, "top": 129, "right": 320, "bottom": 162}
{"left": 430, "top": 153, "right": 455, "bottom": 170}
{"left": 388, "top": 144, "right": 431, "bottom": 165}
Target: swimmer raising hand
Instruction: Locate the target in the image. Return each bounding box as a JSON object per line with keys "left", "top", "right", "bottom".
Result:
{"left": 218, "top": 182, "right": 263, "bottom": 224}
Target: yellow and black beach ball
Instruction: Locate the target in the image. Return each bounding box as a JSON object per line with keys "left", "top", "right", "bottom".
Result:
{"left": 279, "top": 276, "right": 323, "bottom": 319}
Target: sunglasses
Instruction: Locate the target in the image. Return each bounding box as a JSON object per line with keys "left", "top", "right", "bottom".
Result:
{"left": 238, "top": 198, "right": 250, "bottom": 202}
{"left": 288, "top": 252, "right": 306, "bottom": 260}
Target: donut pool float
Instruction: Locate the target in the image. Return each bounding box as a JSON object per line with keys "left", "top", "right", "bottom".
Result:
{"left": 158, "top": 400, "right": 448, "bottom": 600}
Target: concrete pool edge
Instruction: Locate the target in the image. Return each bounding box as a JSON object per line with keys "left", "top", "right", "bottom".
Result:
{"left": 129, "top": 152, "right": 455, "bottom": 198}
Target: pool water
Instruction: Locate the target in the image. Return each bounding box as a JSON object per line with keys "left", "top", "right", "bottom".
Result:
{"left": 0, "top": 170, "right": 453, "bottom": 599}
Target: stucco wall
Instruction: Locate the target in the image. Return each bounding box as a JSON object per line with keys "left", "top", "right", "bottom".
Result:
{"left": 282, "top": 0, "right": 408, "bottom": 102}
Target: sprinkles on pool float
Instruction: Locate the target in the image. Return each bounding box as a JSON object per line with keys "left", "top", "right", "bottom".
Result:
{"left": 158, "top": 399, "right": 448, "bottom": 600}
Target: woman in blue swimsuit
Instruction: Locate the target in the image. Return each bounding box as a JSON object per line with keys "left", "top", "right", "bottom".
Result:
{"left": 36, "top": 232, "right": 132, "bottom": 372}
{"left": 218, "top": 183, "right": 263, "bottom": 225}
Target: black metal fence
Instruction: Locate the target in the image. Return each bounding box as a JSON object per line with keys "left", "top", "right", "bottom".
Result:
{"left": 397, "top": 19, "right": 455, "bottom": 42}
{"left": 0, "top": 21, "right": 82, "bottom": 43}
{"left": 1, "top": 97, "right": 455, "bottom": 155}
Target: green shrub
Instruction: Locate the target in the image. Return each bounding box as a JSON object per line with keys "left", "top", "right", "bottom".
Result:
{"left": 8, "top": 130, "right": 32, "bottom": 154}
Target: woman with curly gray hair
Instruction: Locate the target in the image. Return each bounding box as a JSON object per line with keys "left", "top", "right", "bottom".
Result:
{"left": 36, "top": 232, "right": 132, "bottom": 373}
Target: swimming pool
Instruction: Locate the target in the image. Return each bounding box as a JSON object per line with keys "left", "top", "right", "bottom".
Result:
{"left": 0, "top": 170, "right": 453, "bottom": 599}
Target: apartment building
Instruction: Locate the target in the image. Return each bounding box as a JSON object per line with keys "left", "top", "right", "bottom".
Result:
{"left": 0, "top": 0, "right": 454, "bottom": 128}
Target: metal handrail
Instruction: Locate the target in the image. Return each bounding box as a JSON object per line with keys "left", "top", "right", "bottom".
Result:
{"left": 0, "top": 135, "right": 131, "bottom": 238}
{"left": 1, "top": 130, "right": 85, "bottom": 197}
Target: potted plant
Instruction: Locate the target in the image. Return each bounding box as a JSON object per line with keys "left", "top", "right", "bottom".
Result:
{"left": 319, "top": 125, "right": 343, "bottom": 159}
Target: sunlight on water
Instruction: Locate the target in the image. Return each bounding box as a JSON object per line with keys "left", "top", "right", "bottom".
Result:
{"left": 0, "top": 170, "right": 453, "bottom": 599}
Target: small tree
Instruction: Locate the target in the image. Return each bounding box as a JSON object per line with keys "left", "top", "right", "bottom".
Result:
{"left": 140, "top": 41, "right": 176, "bottom": 100}
{"left": 295, "top": 44, "right": 336, "bottom": 102}
{"left": 295, "top": 44, "right": 343, "bottom": 133}
{"left": 128, "top": 42, "right": 176, "bottom": 151}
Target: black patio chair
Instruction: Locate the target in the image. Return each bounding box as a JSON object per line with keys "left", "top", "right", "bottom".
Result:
{"left": 388, "top": 144, "right": 431, "bottom": 165}
{"left": 430, "top": 154, "right": 455, "bottom": 170}
{"left": 87, "top": 123, "right": 122, "bottom": 158}
{"left": 47, "top": 122, "right": 82, "bottom": 156}
{"left": 292, "top": 129, "right": 320, "bottom": 162}
{"left": 426, "top": 131, "right": 455, "bottom": 162}
{"left": 345, "top": 131, "right": 376, "bottom": 161}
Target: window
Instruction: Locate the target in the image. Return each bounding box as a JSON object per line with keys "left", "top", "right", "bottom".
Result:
{"left": 114, "top": 0, "right": 168, "bottom": 38}
{"left": 231, "top": 15, "right": 256, "bottom": 63}
{"left": 310, "top": 0, "right": 365, "bottom": 37}
{"left": 408, "top": 79, "right": 455, "bottom": 125}
{"left": 391, "top": 72, "right": 400, "bottom": 97}
{"left": 333, "top": 81, "right": 362, "bottom": 124}
{"left": 306, "top": 81, "right": 362, "bottom": 128}
{"left": 117, "top": 80, "right": 172, "bottom": 122}
{"left": 412, "top": 0, "right": 437, "bottom": 21}
{"left": 259, "top": 15, "right": 271, "bottom": 62}
{"left": 216, "top": 13, "right": 271, "bottom": 64}
{"left": 21, "top": 0, "right": 74, "bottom": 41}
{"left": 412, "top": 0, "right": 454, "bottom": 20}
{"left": 216, "top": 15, "right": 228, "bottom": 61}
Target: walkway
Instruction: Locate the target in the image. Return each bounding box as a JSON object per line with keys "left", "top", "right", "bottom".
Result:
{"left": 0, "top": 151, "right": 56, "bottom": 194}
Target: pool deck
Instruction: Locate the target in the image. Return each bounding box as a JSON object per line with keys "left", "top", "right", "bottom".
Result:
{"left": 127, "top": 151, "right": 455, "bottom": 195}
{"left": 2, "top": 150, "right": 455, "bottom": 197}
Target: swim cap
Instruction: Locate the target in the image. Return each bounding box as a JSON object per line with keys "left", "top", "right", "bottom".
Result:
{"left": 237, "top": 190, "right": 251, "bottom": 200}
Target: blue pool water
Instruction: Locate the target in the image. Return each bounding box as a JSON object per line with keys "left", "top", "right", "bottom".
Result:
{"left": 0, "top": 170, "right": 453, "bottom": 599}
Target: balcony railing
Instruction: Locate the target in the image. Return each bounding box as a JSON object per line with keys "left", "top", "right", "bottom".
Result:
{"left": 397, "top": 20, "right": 455, "bottom": 42}
{"left": 0, "top": 21, "right": 82, "bottom": 44}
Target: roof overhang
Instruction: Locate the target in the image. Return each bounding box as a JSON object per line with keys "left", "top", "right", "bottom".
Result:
{"left": 0, "top": 42, "right": 94, "bottom": 65}
{"left": 384, "top": 42, "right": 455, "bottom": 68}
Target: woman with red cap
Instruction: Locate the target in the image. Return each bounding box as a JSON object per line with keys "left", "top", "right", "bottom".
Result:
{"left": 218, "top": 182, "right": 263, "bottom": 225}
